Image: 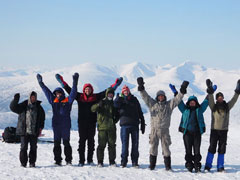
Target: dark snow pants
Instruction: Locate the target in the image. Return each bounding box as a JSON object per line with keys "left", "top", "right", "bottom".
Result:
{"left": 208, "top": 129, "right": 228, "bottom": 154}
{"left": 20, "top": 135, "right": 38, "bottom": 166}
{"left": 120, "top": 125, "right": 139, "bottom": 165}
{"left": 53, "top": 127, "right": 72, "bottom": 163}
{"left": 78, "top": 124, "right": 96, "bottom": 164}
{"left": 183, "top": 131, "right": 202, "bottom": 169}
{"left": 97, "top": 129, "right": 116, "bottom": 163}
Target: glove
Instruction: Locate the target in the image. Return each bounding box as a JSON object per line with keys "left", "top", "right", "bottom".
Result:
{"left": 169, "top": 84, "right": 178, "bottom": 96}
{"left": 206, "top": 79, "right": 217, "bottom": 94}
{"left": 55, "top": 74, "right": 67, "bottom": 87}
{"left": 36, "top": 74, "right": 42, "bottom": 83}
{"left": 14, "top": 93, "right": 20, "bottom": 100}
{"left": 137, "top": 77, "right": 145, "bottom": 91}
{"left": 99, "top": 100, "right": 104, "bottom": 108}
{"left": 73, "top": 72, "right": 79, "bottom": 86}
{"left": 180, "top": 81, "right": 189, "bottom": 94}
{"left": 112, "top": 77, "right": 123, "bottom": 90}
{"left": 235, "top": 79, "right": 240, "bottom": 94}
{"left": 140, "top": 119, "right": 145, "bottom": 134}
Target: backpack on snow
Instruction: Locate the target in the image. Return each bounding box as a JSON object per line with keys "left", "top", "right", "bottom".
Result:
{"left": 2, "top": 127, "right": 21, "bottom": 143}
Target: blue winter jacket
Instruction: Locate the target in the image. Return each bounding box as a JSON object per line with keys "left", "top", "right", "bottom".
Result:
{"left": 178, "top": 96, "right": 208, "bottom": 135}
{"left": 39, "top": 81, "right": 77, "bottom": 129}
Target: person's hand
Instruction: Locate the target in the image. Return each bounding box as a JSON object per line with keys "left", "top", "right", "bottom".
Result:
{"left": 180, "top": 81, "right": 189, "bottom": 94}
{"left": 235, "top": 79, "right": 240, "bottom": 94}
{"left": 137, "top": 77, "right": 145, "bottom": 91}
{"left": 55, "top": 74, "right": 67, "bottom": 87}
{"left": 169, "top": 84, "right": 178, "bottom": 96}
{"left": 14, "top": 93, "right": 20, "bottom": 100}
{"left": 36, "top": 74, "right": 42, "bottom": 83}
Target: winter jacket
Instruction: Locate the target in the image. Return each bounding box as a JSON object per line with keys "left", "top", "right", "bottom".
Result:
{"left": 91, "top": 88, "right": 119, "bottom": 131}
{"left": 114, "top": 94, "right": 144, "bottom": 127}
{"left": 38, "top": 81, "right": 77, "bottom": 129}
{"left": 9, "top": 92, "right": 45, "bottom": 136}
{"left": 64, "top": 84, "right": 107, "bottom": 128}
{"left": 140, "top": 90, "right": 184, "bottom": 130}
{"left": 178, "top": 96, "right": 208, "bottom": 135}
{"left": 64, "top": 82, "right": 119, "bottom": 128}
{"left": 208, "top": 93, "right": 239, "bottom": 130}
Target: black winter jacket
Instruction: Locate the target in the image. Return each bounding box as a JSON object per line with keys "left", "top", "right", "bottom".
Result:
{"left": 114, "top": 94, "right": 144, "bottom": 127}
{"left": 10, "top": 96, "right": 45, "bottom": 136}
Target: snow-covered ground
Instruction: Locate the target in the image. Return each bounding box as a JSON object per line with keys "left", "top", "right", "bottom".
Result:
{"left": 0, "top": 61, "right": 240, "bottom": 179}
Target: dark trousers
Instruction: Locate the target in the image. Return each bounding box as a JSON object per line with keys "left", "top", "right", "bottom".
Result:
{"left": 53, "top": 127, "right": 72, "bottom": 163}
{"left": 183, "top": 131, "right": 202, "bottom": 168}
{"left": 78, "top": 125, "right": 96, "bottom": 164}
{"left": 120, "top": 125, "right": 139, "bottom": 164}
{"left": 208, "top": 129, "right": 228, "bottom": 154}
{"left": 20, "top": 135, "right": 38, "bottom": 166}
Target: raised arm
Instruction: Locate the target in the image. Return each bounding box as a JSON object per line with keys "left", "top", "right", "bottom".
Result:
{"left": 56, "top": 73, "right": 82, "bottom": 100}
{"left": 206, "top": 79, "right": 217, "bottom": 110}
{"left": 9, "top": 93, "right": 25, "bottom": 114}
{"left": 200, "top": 98, "right": 209, "bottom": 113}
{"left": 68, "top": 73, "right": 79, "bottom": 104}
{"left": 169, "top": 81, "right": 189, "bottom": 110}
{"left": 37, "top": 74, "right": 55, "bottom": 105}
{"left": 228, "top": 79, "right": 240, "bottom": 110}
{"left": 137, "top": 77, "right": 156, "bottom": 108}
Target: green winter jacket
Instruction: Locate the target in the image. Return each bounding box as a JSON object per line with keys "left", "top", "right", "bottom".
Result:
{"left": 91, "top": 88, "right": 119, "bottom": 131}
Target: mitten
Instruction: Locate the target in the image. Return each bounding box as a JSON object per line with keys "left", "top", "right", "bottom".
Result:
{"left": 55, "top": 74, "right": 67, "bottom": 87}
{"left": 180, "top": 81, "right": 189, "bottom": 94}
{"left": 36, "top": 74, "right": 42, "bottom": 83}
{"left": 137, "top": 77, "right": 145, "bottom": 91}
{"left": 169, "top": 84, "right": 178, "bottom": 96}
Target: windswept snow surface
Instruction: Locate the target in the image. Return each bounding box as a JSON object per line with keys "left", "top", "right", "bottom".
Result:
{"left": 0, "top": 61, "right": 240, "bottom": 179}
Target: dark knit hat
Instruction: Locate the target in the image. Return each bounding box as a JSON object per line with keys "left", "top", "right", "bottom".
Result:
{"left": 216, "top": 92, "right": 224, "bottom": 100}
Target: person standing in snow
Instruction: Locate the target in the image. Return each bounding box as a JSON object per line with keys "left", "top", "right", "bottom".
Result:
{"left": 37, "top": 73, "right": 78, "bottom": 166}
{"left": 10, "top": 91, "right": 45, "bottom": 168}
{"left": 114, "top": 85, "right": 145, "bottom": 168}
{"left": 204, "top": 79, "right": 240, "bottom": 172}
{"left": 169, "top": 83, "right": 213, "bottom": 173}
{"left": 91, "top": 88, "right": 119, "bottom": 167}
{"left": 137, "top": 77, "right": 189, "bottom": 171}
{"left": 55, "top": 74, "right": 123, "bottom": 166}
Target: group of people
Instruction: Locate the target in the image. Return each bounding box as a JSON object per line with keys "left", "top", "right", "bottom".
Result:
{"left": 9, "top": 72, "right": 240, "bottom": 173}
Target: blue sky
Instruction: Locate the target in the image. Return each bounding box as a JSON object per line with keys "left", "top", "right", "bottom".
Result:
{"left": 0, "top": 0, "right": 240, "bottom": 69}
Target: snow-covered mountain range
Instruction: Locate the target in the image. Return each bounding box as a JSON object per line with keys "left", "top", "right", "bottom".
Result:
{"left": 0, "top": 61, "right": 240, "bottom": 129}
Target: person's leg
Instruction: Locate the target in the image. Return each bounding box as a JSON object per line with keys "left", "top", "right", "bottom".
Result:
{"left": 20, "top": 135, "right": 29, "bottom": 167}
{"left": 53, "top": 127, "right": 62, "bottom": 165}
{"left": 193, "top": 132, "right": 202, "bottom": 172}
{"left": 160, "top": 129, "right": 172, "bottom": 171}
{"left": 29, "top": 135, "right": 38, "bottom": 167}
{"left": 62, "top": 128, "right": 72, "bottom": 164}
{"left": 130, "top": 126, "right": 139, "bottom": 166}
{"left": 120, "top": 126, "right": 129, "bottom": 167}
{"left": 97, "top": 130, "right": 107, "bottom": 165}
{"left": 87, "top": 125, "right": 96, "bottom": 164}
{"left": 108, "top": 129, "right": 117, "bottom": 165}
{"left": 149, "top": 129, "right": 159, "bottom": 170}
{"left": 78, "top": 125, "right": 87, "bottom": 165}
{"left": 183, "top": 132, "right": 194, "bottom": 172}
{"left": 217, "top": 130, "right": 228, "bottom": 172}
{"left": 205, "top": 130, "right": 218, "bottom": 171}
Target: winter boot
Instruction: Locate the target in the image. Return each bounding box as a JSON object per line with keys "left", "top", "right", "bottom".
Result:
{"left": 217, "top": 153, "right": 225, "bottom": 172}
{"left": 164, "top": 156, "right": 172, "bottom": 171}
{"left": 204, "top": 152, "right": 214, "bottom": 172}
{"left": 110, "top": 160, "right": 117, "bottom": 167}
{"left": 185, "top": 162, "right": 194, "bottom": 172}
{"left": 98, "top": 161, "right": 104, "bottom": 167}
{"left": 29, "top": 163, "right": 36, "bottom": 168}
{"left": 149, "top": 155, "right": 157, "bottom": 170}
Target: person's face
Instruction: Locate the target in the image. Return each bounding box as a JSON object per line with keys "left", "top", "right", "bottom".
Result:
{"left": 85, "top": 87, "right": 92, "bottom": 96}
{"left": 189, "top": 100, "right": 196, "bottom": 107}
{"left": 158, "top": 95, "right": 165, "bottom": 102}
{"left": 107, "top": 93, "right": 114, "bottom": 100}
{"left": 30, "top": 96, "right": 36, "bottom": 103}
{"left": 217, "top": 96, "right": 224, "bottom": 103}
{"left": 123, "top": 90, "right": 129, "bottom": 96}
{"left": 56, "top": 92, "right": 62, "bottom": 99}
